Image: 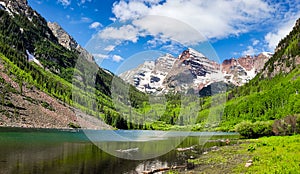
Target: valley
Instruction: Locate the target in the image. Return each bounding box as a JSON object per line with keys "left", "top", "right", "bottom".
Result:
{"left": 0, "top": 0, "right": 300, "bottom": 173}
{"left": 0, "top": 0, "right": 300, "bottom": 134}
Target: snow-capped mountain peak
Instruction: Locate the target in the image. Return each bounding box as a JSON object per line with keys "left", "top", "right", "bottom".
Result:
{"left": 120, "top": 49, "right": 272, "bottom": 94}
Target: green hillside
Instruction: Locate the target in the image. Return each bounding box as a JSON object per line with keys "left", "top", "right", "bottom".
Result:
{"left": 196, "top": 18, "right": 300, "bottom": 132}
{"left": 1, "top": 0, "right": 300, "bottom": 131}
{"left": 136, "top": 18, "right": 300, "bottom": 132}
{"left": 0, "top": 4, "right": 148, "bottom": 129}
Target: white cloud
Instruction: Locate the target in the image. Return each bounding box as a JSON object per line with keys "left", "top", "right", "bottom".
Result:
{"left": 98, "top": 25, "right": 140, "bottom": 43}
{"left": 242, "top": 46, "right": 258, "bottom": 56}
{"left": 77, "top": 0, "right": 92, "bottom": 6}
{"left": 252, "top": 40, "right": 260, "bottom": 46}
{"left": 112, "top": 1, "right": 150, "bottom": 22}
{"left": 80, "top": 17, "right": 92, "bottom": 23}
{"left": 112, "top": 0, "right": 273, "bottom": 41}
{"left": 89, "top": 22, "right": 102, "bottom": 29}
{"left": 112, "top": 55, "right": 124, "bottom": 62}
{"left": 104, "top": 45, "right": 116, "bottom": 51}
{"left": 94, "top": 0, "right": 300, "bottom": 58}
{"left": 264, "top": 17, "right": 298, "bottom": 51}
{"left": 93, "top": 54, "right": 123, "bottom": 63}
{"left": 133, "top": 15, "right": 205, "bottom": 45}
{"left": 70, "top": 17, "right": 92, "bottom": 24}
{"left": 57, "top": 0, "right": 71, "bottom": 7}
{"left": 93, "top": 53, "right": 109, "bottom": 59}
{"left": 109, "top": 17, "right": 117, "bottom": 22}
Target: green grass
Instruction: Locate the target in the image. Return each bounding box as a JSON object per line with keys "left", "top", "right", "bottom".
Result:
{"left": 234, "top": 135, "right": 300, "bottom": 173}
{"left": 186, "top": 135, "right": 300, "bottom": 174}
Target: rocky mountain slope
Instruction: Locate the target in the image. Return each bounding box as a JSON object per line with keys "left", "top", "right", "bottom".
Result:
{"left": 47, "top": 22, "right": 94, "bottom": 62}
{"left": 261, "top": 18, "right": 300, "bottom": 78}
{"left": 0, "top": 0, "right": 129, "bottom": 129}
{"left": 120, "top": 48, "right": 272, "bottom": 94}
{"left": 222, "top": 52, "right": 272, "bottom": 85}
{"left": 0, "top": 57, "right": 111, "bottom": 129}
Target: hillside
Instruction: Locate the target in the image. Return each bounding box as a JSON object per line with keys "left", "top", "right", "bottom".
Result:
{"left": 0, "top": 0, "right": 147, "bottom": 129}
{"left": 1, "top": 0, "right": 299, "bottom": 131}
{"left": 0, "top": 55, "right": 111, "bottom": 129}
{"left": 200, "top": 18, "right": 300, "bottom": 131}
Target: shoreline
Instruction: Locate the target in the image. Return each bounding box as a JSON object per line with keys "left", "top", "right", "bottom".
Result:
{"left": 171, "top": 135, "right": 300, "bottom": 174}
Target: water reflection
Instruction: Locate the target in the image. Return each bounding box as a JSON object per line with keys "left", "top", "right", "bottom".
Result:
{"left": 0, "top": 128, "right": 239, "bottom": 174}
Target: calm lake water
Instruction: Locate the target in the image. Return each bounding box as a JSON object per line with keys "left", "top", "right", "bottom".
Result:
{"left": 0, "top": 127, "right": 238, "bottom": 174}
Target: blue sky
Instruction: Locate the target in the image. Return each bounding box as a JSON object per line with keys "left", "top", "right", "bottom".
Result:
{"left": 28, "top": 0, "right": 300, "bottom": 74}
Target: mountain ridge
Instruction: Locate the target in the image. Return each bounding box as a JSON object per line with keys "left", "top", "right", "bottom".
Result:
{"left": 0, "top": 0, "right": 118, "bottom": 129}
{"left": 47, "top": 21, "right": 94, "bottom": 62}
{"left": 120, "top": 48, "right": 272, "bottom": 94}
{"left": 260, "top": 18, "right": 300, "bottom": 78}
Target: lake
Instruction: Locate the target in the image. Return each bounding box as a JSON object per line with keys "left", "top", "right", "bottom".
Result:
{"left": 0, "top": 127, "right": 238, "bottom": 174}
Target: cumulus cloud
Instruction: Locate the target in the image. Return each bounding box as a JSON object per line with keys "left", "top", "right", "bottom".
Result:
{"left": 96, "top": 0, "right": 300, "bottom": 57}
{"left": 133, "top": 16, "right": 205, "bottom": 45}
{"left": 89, "top": 22, "right": 102, "bottom": 29}
{"left": 112, "top": 1, "right": 150, "bottom": 22}
{"left": 57, "top": 0, "right": 71, "bottom": 7}
{"left": 112, "top": 55, "right": 124, "bottom": 62}
{"left": 242, "top": 46, "right": 258, "bottom": 56}
{"left": 98, "top": 25, "right": 140, "bottom": 43}
{"left": 112, "top": 0, "right": 273, "bottom": 41}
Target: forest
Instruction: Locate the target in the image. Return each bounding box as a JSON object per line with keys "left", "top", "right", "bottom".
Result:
{"left": 0, "top": 6, "right": 300, "bottom": 134}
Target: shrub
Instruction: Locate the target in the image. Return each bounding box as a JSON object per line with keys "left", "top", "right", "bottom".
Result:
{"left": 272, "top": 115, "right": 300, "bottom": 135}
{"left": 252, "top": 121, "right": 274, "bottom": 137}
{"left": 235, "top": 121, "right": 254, "bottom": 138}
{"left": 235, "top": 120, "right": 273, "bottom": 138}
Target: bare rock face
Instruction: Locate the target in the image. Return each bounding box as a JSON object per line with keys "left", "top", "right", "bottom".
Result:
{"left": 1, "top": 0, "right": 28, "bottom": 14}
{"left": 47, "top": 22, "right": 78, "bottom": 51}
{"left": 47, "top": 22, "right": 94, "bottom": 62}
{"left": 222, "top": 52, "right": 271, "bottom": 86}
{"left": 0, "top": 0, "right": 36, "bottom": 19}
{"left": 120, "top": 48, "right": 272, "bottom": 94}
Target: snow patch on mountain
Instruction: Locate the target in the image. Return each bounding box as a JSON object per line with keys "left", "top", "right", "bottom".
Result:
{"left": 120, "top": 48, "right": 272, "bottom": 94}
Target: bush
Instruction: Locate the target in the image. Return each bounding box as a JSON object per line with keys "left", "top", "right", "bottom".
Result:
{"left": 252, "top": 121, "right": 274, "bottom": 138}
{"left": 235, "top": 121, "right": 254, "bottom": 138}
{"left": 235, "top": 120, "right": 273, "bottom": 138}
{"left": 272, "top": 115, "right": 300, "bottom": 135}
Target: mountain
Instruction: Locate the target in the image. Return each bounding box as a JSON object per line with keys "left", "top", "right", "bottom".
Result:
{"left": 47, "top": 22, "right": 94, "bottom": 62}
{"left": 0, "top": 0, "right": 148, "bottom": 129}
{"left": 120, "top": 48, "right": 271, "bottom": 94}
{"left": 120, "top": 54, "right": 177, "bottom": 93}
{"left": 222, "top": 52, "right": 272, "bottom": 86}
{"left": 260, "top": 19, "right": 300, "bottom": 78}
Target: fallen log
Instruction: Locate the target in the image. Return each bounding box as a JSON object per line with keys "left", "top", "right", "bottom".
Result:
{"left": 176, "top": 145, "right": 196, "bottom": 152}
{"left": 142, "top": 165, "right": 186, "bottom": 174}
{"left": 115, "top": 147, "right": 139, "bottom": 153}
